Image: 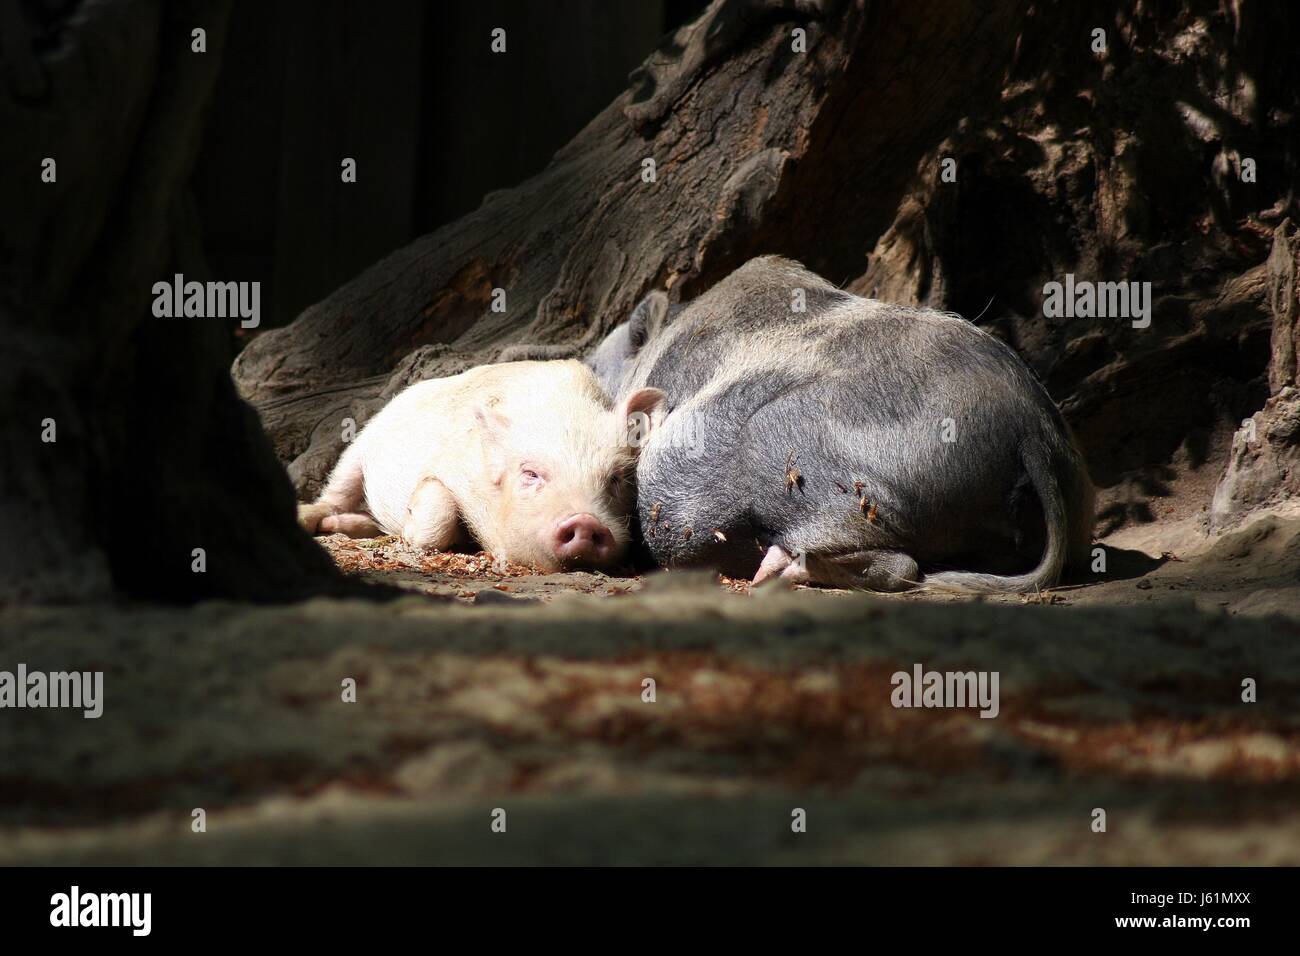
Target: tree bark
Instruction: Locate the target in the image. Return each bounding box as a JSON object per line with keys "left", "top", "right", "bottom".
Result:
{"left": 244, "top": 0, "right": 1021, "bottom": 486}
{"left": 1, "top": 0, "right": 338, "bottom": 602}
{"left": 236, "top": 0, "right": 1300, "bottom": 552}
{"left": 1210, "top": 219, "right": 1300, "bottom": 526}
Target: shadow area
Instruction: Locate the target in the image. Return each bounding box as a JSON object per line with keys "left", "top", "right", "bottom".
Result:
{"left": 3, "top": 584, "right": 1298, "bottom": 867}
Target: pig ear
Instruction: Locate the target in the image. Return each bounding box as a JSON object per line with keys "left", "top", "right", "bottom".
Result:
{"left": 627, "top": 291, "right": 669, "bottom": 351}
{"left": 622, "top": 387, "right": 666, "bottom": 421}
{"left": 474, "top": 405, "right": 512, "bottom": 445}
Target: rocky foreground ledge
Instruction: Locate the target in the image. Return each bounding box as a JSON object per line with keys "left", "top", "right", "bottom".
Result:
{"left": 2, "top": 517, "right": 1298, "bottom": 865}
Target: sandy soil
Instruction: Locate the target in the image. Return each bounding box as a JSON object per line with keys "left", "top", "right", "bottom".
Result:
{"left": 1, "top": 510, "right": 1297, "bottom": 865}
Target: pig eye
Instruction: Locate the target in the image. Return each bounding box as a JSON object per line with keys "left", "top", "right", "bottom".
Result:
{"left": 520, "top": 467, "right": 544, "bottom": 487}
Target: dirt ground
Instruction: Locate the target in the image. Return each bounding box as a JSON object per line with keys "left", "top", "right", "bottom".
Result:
{"left": 2, "top": 508, "right": 1298, "bottom": 865}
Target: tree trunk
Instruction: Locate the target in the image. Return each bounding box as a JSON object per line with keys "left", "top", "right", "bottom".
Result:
{"left": 1210, "top": 219, "right": 1300, "bottom": 526}
{"left": 236, "top": 0, "right": 1299, "bottom": 553}
{"left": 0, "top": 0, "right": 338, "bottom": 602}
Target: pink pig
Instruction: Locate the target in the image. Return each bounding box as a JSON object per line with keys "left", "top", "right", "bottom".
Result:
{"left": 299, "top": 360, "right": 664, "bottom": 570}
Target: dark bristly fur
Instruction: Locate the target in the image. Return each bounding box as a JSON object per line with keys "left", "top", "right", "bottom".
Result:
{"left": 590, "top": 256, "right": 1095, "bottom": 592}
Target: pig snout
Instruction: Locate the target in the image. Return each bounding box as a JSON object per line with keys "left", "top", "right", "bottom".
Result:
{"left": 551, "top": 513, "right": 616, "bottom": 566}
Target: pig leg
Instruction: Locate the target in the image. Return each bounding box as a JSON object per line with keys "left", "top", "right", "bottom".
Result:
{"left": 299, "top": 443, "right": 367, "bottom": 534}
{"left": 802, "top": 550, "right": 920, "bottom": 592}
{"left": 859, "top": 552, "right": 921, "bottom": 591}
{"left": 319, "top": 513, "right": 383, "bottom": 537}
{"left": 298, "top": 502, "right": 334, "bottom": 534}
{"left": 401, "top": 474, "right": 460, "bottom": 550}
{"left": 754, "top": 541, "right": 915, "bottom": 587}
{"left": 756, "top": 545, "right": 918, "bottom": 591}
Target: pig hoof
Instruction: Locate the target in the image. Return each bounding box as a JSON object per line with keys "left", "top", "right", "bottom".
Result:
{"left": 753, "top": 545, "right": 795, "bottom": 585}
{"left": 298, "top": 502, "right": 334, "bottom": 535}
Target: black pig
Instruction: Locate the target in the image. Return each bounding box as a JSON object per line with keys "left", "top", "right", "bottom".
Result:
{"left": 591, "top": 256, "right": 1094, "bottom": 591}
